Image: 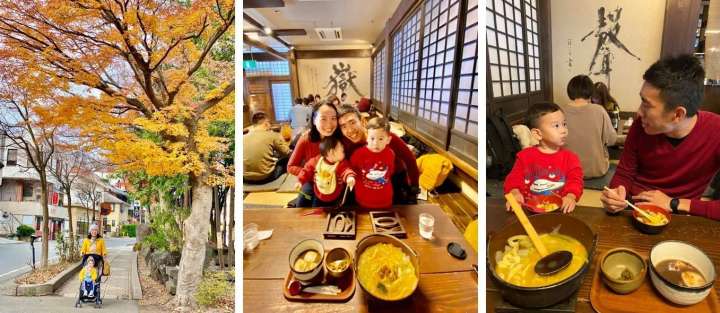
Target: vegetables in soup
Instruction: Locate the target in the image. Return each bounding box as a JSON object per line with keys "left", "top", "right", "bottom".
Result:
{"left": 495, "top": 233, "right": 588, "bottom": 287}
{"left": 656, "top": 259, "right": 707, "bottom": 288}
{"left": 358, "top": 243, "right": 418, "bottom": 300}
{"left": 636, "top": 211, "right": 668, "bottom": 226}
{"left": 294, "top": 250, "right": 321, "bottom": 272}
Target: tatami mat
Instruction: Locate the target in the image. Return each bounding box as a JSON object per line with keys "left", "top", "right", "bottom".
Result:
{"left": 277, "top": 174, "right": 299, "bottom": 193}
{"left": 243, "top": 191, "right": 297, "bottom": 208}
{"left": 243, "top": 174, "right": 288, "bottom": 192}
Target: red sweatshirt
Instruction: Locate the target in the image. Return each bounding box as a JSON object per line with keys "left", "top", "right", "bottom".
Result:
{"left": 297, "top": 156, "right": 355, "bottom": 202}
{"left": 287, "top": 133, "right": 320, "bottom": 176}
{"left": 342, "top": 133, "right": 419, "bottom": 186}
{"left": 504, "top": 146, "right": 584, "bottom": 200}
{"left": 350, "top": 146, "right": 395, "bottom": 209}
{"left": 610, "top": 112, "right": 720, "bottom": 221}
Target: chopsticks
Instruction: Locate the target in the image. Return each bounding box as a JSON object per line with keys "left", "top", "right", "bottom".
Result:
{"left": 602, "top": 186, "right": 654, "bottom": 220}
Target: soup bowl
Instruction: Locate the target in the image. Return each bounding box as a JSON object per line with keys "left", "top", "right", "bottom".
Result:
{"left": 487, "top": 213, "right": 597, "bottom": 308}
{"left": 649, "top": 240, "right": 716, "bottom": 305}
{"left": 601, "top": 248, "right": 646, "bottom": 294}
{"left": 631, "top": 204, "right": 670, "bottom": 235}
{"left": 525, "top": 194, "right": 563, "bottom": 214}
{"left": 288, "top": 239, "right": 325, "bottom": 284}
{"left": 354, "top": 234, "right": 419, "bottom": 302}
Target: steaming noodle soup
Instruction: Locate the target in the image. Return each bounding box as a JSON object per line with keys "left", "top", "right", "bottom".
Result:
{"left": 495, "top": 232, "right": 588, "bottom": 287}
{"left": 358, "top": 243, "right": 418, "bottom": 300}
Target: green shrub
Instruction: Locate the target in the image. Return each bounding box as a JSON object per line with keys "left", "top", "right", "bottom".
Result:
{"left": 16, "top": 224, "right": 35, "bottom": 237}
{"left": 120, "top": 224, "right": 137, "bottom": 237}
{"left": 195, "top": 271, "right": 233, "bottom": 307}
{"left": 142, "top": 209, "right": 185, "bottom": 252}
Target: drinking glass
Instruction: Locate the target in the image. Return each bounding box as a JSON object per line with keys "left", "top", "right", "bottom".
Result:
{"left": 419, "top": 213, "right": 435, "bottom": 239}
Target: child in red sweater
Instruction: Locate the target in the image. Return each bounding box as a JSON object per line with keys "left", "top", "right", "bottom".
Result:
{"left": 350, "top": 117, "right": 396, "bottom": 209}
{"left": 296, "top": 136, "right": 356, "bottom": 207}
{"left": 504, "top": 102, "right": 584, "bottom": 213}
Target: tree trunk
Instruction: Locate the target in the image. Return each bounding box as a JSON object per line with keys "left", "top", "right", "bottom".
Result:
{"left": 66, "top": 195, "right": 75, "bottom": 259}
{"left": 175, "top": 175, "right": 212, "bottom": 307}
{"left": 214, "top": 187, "right": 223, "bottom": 270}
{"left": 40, "top": 177, "right": 50, "bottom": 268}
{"left": 228, "top": 187, "right": 234, "bottom": 264}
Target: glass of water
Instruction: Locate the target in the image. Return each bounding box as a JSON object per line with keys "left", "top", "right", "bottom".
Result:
{"left": 244, "top": 223, "right": 260, "bottom": 251}
{"left": 419, "top": 213, "right": 435, "bottom": 239}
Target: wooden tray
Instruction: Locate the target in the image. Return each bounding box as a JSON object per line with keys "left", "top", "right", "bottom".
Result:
{"left": 369, "top": 211, "right": 407, "bottom": 238}
{"left": 282, "top": 264, "right": 356, "bottom": 302}
{"left": 323, "top": 211, "right": 356, "bottom": 240}
{"left": 590, "top": 256, "right": 720, "bottom": 312}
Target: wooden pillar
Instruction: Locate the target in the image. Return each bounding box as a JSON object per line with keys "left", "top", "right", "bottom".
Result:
{"left": 661, "top": 0, "right": 702, "bottom": 58}
{"left": 289, "top": 50, "right": 300, "bottom": 100}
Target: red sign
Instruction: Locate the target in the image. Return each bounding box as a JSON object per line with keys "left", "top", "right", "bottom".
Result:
{"left": 51, "top": 192, "right": 59, "bottom": 206}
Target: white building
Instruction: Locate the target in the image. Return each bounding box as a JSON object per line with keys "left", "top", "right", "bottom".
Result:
{"left": 0, "top": 132, "right": 128, "bottom": 238}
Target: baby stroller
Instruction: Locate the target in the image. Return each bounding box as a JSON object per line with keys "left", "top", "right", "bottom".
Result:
{"left": 75, "top": 253, "right": 104, "bottom": 308}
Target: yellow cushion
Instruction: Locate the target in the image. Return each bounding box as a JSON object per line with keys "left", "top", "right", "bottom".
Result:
{"left": 463, "top": 219, "right": 478, "bottom": 252}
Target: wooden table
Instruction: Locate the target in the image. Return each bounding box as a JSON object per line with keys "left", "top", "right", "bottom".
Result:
{"left": 243, "top": 204, "right": 478, "bottom": 312}
{"left": 485, "top": 197, "right": 720, "bottom": 312}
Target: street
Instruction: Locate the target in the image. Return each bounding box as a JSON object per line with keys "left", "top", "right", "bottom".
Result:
{"left": 0, "top": 237, "right": 135, "bottom": 282}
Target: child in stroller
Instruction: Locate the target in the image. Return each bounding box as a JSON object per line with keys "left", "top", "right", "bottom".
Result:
{"left": 75, "top": 253, "right": 103, "bottom": 308}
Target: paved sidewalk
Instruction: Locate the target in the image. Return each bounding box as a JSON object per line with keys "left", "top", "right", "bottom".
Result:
{"left": 56, "top": 244, "right": 139, "bottom": 300}
{"left": 0, "top": 237, "right": 23, "bottom": 244}
{"left": 0, "top": 295, "right": 140, "bottom": 313}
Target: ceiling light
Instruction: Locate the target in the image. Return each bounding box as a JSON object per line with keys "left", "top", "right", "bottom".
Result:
{"left": 264, "top": 27, "right": 273, "bottom": 35}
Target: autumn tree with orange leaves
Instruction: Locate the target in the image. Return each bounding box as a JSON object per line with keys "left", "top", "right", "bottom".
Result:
{"left": 0, "top": 0, "right": 234, "bottom": 307}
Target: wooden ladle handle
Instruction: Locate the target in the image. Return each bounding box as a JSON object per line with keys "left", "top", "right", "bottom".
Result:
{"left": 505, "top": 193, "right": 549, "bottom": 257}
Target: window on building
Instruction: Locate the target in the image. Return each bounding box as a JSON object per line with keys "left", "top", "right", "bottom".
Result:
{"left": 244, "top": 61, "right": 290, "bottom": 77}
{"left": 487, "top": 0, "right": 543, "bottom": 97}
{"left": 383, "top": 0, "right": 480, "bottom": 165}
{"left": 22, "top": 181, "right": 33, "bottom": 198}
{"left": 271, "top": 82, "right": 293, "bottom": 121}
{"left": 372, "top": 45, "right": 387, "bottom": 106}
{"left": 7, "top": 149, "right": 17, "bottom": 166}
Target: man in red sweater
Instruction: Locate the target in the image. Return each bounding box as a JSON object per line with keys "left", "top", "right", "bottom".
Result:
{"left": 601, "top": 55, "right": 720, "bottom": 221}
{"left": 338, "top": 105, "right": 420, "bottom": 204}
{"left": 504, "top": 102, "right": 583, "bottom": 213}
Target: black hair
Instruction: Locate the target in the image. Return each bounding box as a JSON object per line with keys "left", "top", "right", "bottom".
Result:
{"left": 643, "top": 54, "right": 705, "bottom": 117}
{"left": 251, "top": 111, "right": 268, "bottom": 125}
{"left": 367, "top": 117, "right": 390, "bottom": 132}
{"left": 566, "top": 75, "right": 594, "bottom": 100}
{"left": 309, "top": 102, "right": 342, "bottom": 142}
{"left": 526, "top": 102, "right": 563, "bottom": 129}
{"left": 294, "top": 98, "right": 302, "bottom": 105}
{"left": 319, "top": 136, "right": 342, "bottom": 158}
{"left": 338, "top": 104, "right": 361, "bottom": 120}
{"left": 302, "top": 97, "right": 311, "bottom": 105}
{"left": 87, "top": 233, "right": 102, "bottom": 239}
{"left": 592, "top": 82, "right": 618, "bottom": 110}
{"left": 341, "top": 93, "right": 347, "bottom": 98}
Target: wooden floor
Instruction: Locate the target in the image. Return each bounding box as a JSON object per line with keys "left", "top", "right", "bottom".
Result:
{"left": 427, "top": 192, "right": 477, "bottom": 235}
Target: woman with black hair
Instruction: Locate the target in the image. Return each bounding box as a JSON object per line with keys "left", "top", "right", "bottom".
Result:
{"left": 287, "top": 101, "right": 342, "bottom": 206}
{"left": 561, "top": 75, "right": 617, "bottom": 178}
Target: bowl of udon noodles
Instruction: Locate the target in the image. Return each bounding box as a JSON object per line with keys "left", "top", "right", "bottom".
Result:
{"left": 487, "top": 213, "right": 597, "bottom": 308}
{"left": 355, "top": 234, "right": 419, "bottom": 302}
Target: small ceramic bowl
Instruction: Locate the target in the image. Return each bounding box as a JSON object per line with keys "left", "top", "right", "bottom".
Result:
{"left": 324, "top": 247, "right": 352, "bottom": 278}
{"left": 288, "top": 239, "right": 325, "bottom": 283}
{"left": 649, "top": 240, "right": 716, "bottom": 305}
{"left": 525, "top": 194, "right": 563, "bottom": 214}
{"left": 600, "top": 248, "right": 646, "bottom": 294}
{"left": 631, "top": 204, "right": 670, "bottom": 235}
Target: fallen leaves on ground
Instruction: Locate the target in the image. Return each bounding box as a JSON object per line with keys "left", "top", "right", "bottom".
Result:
{"left": 15, "top": 261, "right": 74, "bottom": 285}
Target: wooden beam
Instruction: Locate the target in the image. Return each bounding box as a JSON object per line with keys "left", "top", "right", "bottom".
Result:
{"left": 274, "top": 29, "right": 307, "bottom": 36}
{"left": 243, "top": 0, "right": 285, "bottom": 9}
{"left": 243, "top": 35, "right": 288, "bottom": 60}
{"left": 295, "top": 49, "right": 372, "bottom": 59}
{"left": 243, "top": 13, "right": 292, "bottom": 48}
{"left": 404, "top": 126, "right": 478, "bottom": 181}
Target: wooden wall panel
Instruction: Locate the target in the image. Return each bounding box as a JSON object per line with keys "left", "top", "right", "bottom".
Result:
{"left": 661, "top": 0, "right": 702, "bottom": 58}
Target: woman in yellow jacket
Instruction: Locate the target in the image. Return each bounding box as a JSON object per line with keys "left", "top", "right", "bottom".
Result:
{"left": 80, "top": 224, "right": 107, "bottom": 273}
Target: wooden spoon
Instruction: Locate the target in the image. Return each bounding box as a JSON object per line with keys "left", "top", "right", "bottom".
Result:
{"left": 505, "top": 193, "right": 572, "bottom": 276}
